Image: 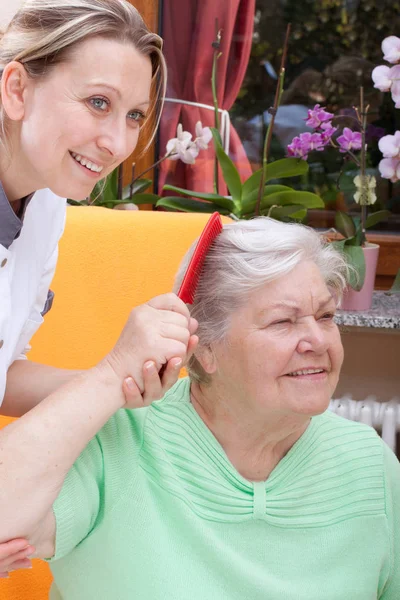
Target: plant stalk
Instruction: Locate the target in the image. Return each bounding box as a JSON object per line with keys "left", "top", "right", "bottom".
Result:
{"left": 360, "top": 86, "right": 367, "bottom": 242}
{"left": 117, "top": 163, "right": 124, "bottom": 200}
{"left": 131, "top": 151, "right": 174, "bottom": 187}
{"left": 211, "top": 23, "right": 222, "bottom": 195}
{"left": 255, "top": 23, "right": 291, "bottom": 216}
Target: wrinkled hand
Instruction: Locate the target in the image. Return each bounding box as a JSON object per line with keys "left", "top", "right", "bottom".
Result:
{"left": 0, "top": 539, "right": 35, "bottom": 578}
{"left": 105, "top": 293, "right": 198, "bottom": 409}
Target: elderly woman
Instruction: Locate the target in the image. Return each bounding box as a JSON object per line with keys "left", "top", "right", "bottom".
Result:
{"left": 1, "top": 217, "right": 399, "bottom": 599}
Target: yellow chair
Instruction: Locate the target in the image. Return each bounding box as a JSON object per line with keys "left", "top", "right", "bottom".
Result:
{"left": 0, "top": 206, "right": 224, "bottom": 599}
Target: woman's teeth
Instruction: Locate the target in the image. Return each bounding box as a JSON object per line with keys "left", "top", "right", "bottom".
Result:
{"left": 70, "top": 152, "right": 103, "bottom": 173}
{"left": 287, "top": 369, "right": 324, "bottom": 376}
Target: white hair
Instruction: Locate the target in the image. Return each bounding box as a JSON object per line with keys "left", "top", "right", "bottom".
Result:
{"left": 174, "top": 217, "right": 349, "bottom": 384}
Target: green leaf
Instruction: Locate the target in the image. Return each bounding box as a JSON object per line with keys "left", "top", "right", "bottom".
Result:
{"left": 242, "top": 159, "right": 309, "bottom": 198}
{"left": 67, "top": 199, "right": 87, "bottom": 206}
{"left": 156, "top": 196, "right": 229, "bottom": 214}
{"left": 241, "top": 184, "right": 293, "bottom": 214}
{"left": 265, "top": 158, "right": 309, "bottom": 182}
{"left": 102, "top": 168, "right": 119, "bottom": 203}
{"left": 163, "top": 184, "right": 235, "bottom": 211}
{"left": 242, "top": 169, "right": 264, "bottom": 199}
{"left": 210, "top": 128, "right": 242, "bottom": 205}
{"left": 123, "top": 178, "right": 152, "bottom": 198}
{"left": 130, "top": 194, "right": 160, "bottom": 205}
{"left": 342, "top": 245, "right": 366, "bottom": 291}
{"left": 258, "top": 190, "right": 324, "bottom": 209}
{"left": 335, "top": 211, "right": 356, "bottom": 239}
{"left": 364, "top": 210, "right": 391, "bottom": 229}
{"left": 344, "top": 230, "right": 364, "bottom": 246}
{"left": 330, "top": 239, "right": 347, "bottom": 252}
{"left": 386, "top": 269, "right": 400, "bottom": 294}
{"left": 263, "top": 205, "right": 307, "bottom": 221}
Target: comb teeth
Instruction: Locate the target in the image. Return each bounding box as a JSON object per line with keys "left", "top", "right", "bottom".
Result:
{"left": 178, "top": 213, "right": 223, "bottom": 304}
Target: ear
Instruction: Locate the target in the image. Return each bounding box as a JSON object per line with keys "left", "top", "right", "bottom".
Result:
{"left": 1, "top": 61, "right": 30, "bottom": 121}
{"left": 195, "top": 345, "right": 217, "bottom": 375}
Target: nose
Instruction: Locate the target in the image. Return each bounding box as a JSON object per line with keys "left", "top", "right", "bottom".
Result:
{"left": 96, "top": 118, "right": 138, "bottom": 162}
{"left": 296, "top": 317, "right": 329, "bottom": 354}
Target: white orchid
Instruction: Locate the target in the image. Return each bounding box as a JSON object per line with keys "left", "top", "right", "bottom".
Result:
{"left": 372, "top": 65, "right": 393, "bottom": 92}
{"left": 378, "top": 157, "right": 400, "bottom": 183}
{"left": 166, "top": 124, "right": 200, "bottom": 164}
{"left": 382, "top": 35, "right": 400, "bottom": 64}
{"left": 194, "top": 121, "right": 212, "bottom": 150}
{"left": 353, "top": 175, "right": 377, "bottom": 205}
{"left": 378, "top": 131, "right": 400, "bottom": 158}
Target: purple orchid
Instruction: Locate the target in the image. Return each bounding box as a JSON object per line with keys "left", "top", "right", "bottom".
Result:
{"left": 320, "top": 123, "right": 338, "bottom": 145}
{"left": 287, "top": 132, "right": 325, "bottom": 161}
{"left": 337, "top": 128, "right": 362, "bottom": 153}
{"left": 287, "top": 136, "right": 306, "bottom": 159}
{"left": 305, "top": 104, "right": 334, "bottom": 129}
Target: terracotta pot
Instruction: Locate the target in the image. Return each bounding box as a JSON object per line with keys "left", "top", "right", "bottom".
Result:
{"left": 340, "top": 243, "right": 379, "bottom": 311}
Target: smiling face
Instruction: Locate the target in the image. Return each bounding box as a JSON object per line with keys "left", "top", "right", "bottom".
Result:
{"left": 9, "top": 36, "right": 152, "bottom": 200}
{"left": 206, "top": 260, "right": 344, "bottom": 421}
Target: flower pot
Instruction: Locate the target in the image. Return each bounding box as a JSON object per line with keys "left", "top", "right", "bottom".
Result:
{"left": 340, "top": 243, "right": 379, "bottom": 311}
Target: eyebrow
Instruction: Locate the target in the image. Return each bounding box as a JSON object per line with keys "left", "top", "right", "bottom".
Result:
{"left": 258, "top": 296, "right": 336, "bottom": 316}
{"left": 85, "top": 83, "right": 150, "bottom": 107}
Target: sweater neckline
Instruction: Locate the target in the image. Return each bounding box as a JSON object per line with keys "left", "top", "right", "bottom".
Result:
{"left": 182, "top": 378, "right": 318, "bottom": 488}
{"left": 141, "top": 378, "right": 386, "bottom": 525}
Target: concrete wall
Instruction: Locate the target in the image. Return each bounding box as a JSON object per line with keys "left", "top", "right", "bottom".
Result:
{"left": 335, "top": 328, "right": 400, "bottom": 402}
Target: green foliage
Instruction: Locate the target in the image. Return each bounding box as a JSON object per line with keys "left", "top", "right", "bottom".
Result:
{"left": 210, "top": 128, "right": 243, "bottom": 207}
{"left": 387, "top": 269, "right": 400, "bottom": 295}
{"left": 154, "top": 138, "right": 324, "bottom": 223}
{"left": 331, "top": 209, "right": 391, "bottom": 289}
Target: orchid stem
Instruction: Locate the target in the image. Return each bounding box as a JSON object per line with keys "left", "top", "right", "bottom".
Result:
{"left": 211, "top": 22, "right": 222, "bottom": 195}
{"left": 131, "top": 152, "right": 174, "bottom": 187}
{"left": 255, "top": 23, "right": 291, "bottom": 216}
{"left": 360, "top": 86, "right": 367, "bottom": 241}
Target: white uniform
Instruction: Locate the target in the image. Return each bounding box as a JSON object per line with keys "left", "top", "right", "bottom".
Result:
{"left": 0, "top": 187, "right": 66, "bottom": 406}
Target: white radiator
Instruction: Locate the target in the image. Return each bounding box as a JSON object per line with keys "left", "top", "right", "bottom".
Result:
{"left": 329, "top": 397, "right": 400, "bottom": 453}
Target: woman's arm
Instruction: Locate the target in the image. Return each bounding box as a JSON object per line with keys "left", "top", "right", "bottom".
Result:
{"left": 2, "top": 361, "right": 83, "bottom": 417}
{"left": 0, "top": 293, "right": 196, "bottom": 556}
{"left": 0, "top": 363, "right": 126, "bottom": 552}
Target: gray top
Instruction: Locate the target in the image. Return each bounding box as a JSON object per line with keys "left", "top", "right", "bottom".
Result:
{"left": 335, "top": 291, "right": 400, "bottom": 330}
{"left": 0, "top": 181, "right": 33, "bottom": 249}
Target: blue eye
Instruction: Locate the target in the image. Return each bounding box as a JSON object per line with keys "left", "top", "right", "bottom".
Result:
{"left": 128, "top": 110, "right": 146, "bottom": 124}
{"left": 89, "top": 97, "right": 109, "bottom": 111}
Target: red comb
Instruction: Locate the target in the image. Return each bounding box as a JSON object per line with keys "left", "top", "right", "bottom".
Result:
{"left": 178, "top": 212, "right": 223, "bottom": 304}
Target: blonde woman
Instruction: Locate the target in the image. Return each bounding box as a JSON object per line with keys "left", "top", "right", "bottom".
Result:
{"left": 0, "top": 0, "right": 198, "bottom": 576}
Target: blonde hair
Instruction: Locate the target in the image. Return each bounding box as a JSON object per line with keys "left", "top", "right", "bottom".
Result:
{"left": 174, "top": 218, "right": 349, "bottom": 385}
{"left": 0, "top": 0, "right": 166, "bottom": 152}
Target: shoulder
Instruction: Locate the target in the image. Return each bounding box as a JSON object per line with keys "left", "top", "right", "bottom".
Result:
{"left": 310, "top": 409, "right": 386, "bottom": 469}
{"left": 287, "top": 410, "right": 389, "bottom": 524}
{"left": 93, "top": 378, "right": 190, "bottom": 460}
{"left": 158, "top": 377, "right": 191, "bottom": 406}
{"left": 24, "top": 189, "right": 67, "bottom": 247}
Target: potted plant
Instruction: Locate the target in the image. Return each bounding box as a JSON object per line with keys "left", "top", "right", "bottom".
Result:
{"left": 287, "top": 91, "right": 390, "bottom": 310}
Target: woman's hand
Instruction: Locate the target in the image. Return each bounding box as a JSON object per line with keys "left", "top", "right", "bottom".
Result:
{"left": 104, "top": 293, "right": 198, "bottom": 408}
{"left": 0, "top": 539, "right": 35, "bottom": 578}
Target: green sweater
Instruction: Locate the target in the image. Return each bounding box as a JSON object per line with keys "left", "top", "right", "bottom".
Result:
{"left": 48, "top": 377, "right": 400, "bottom": 599}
